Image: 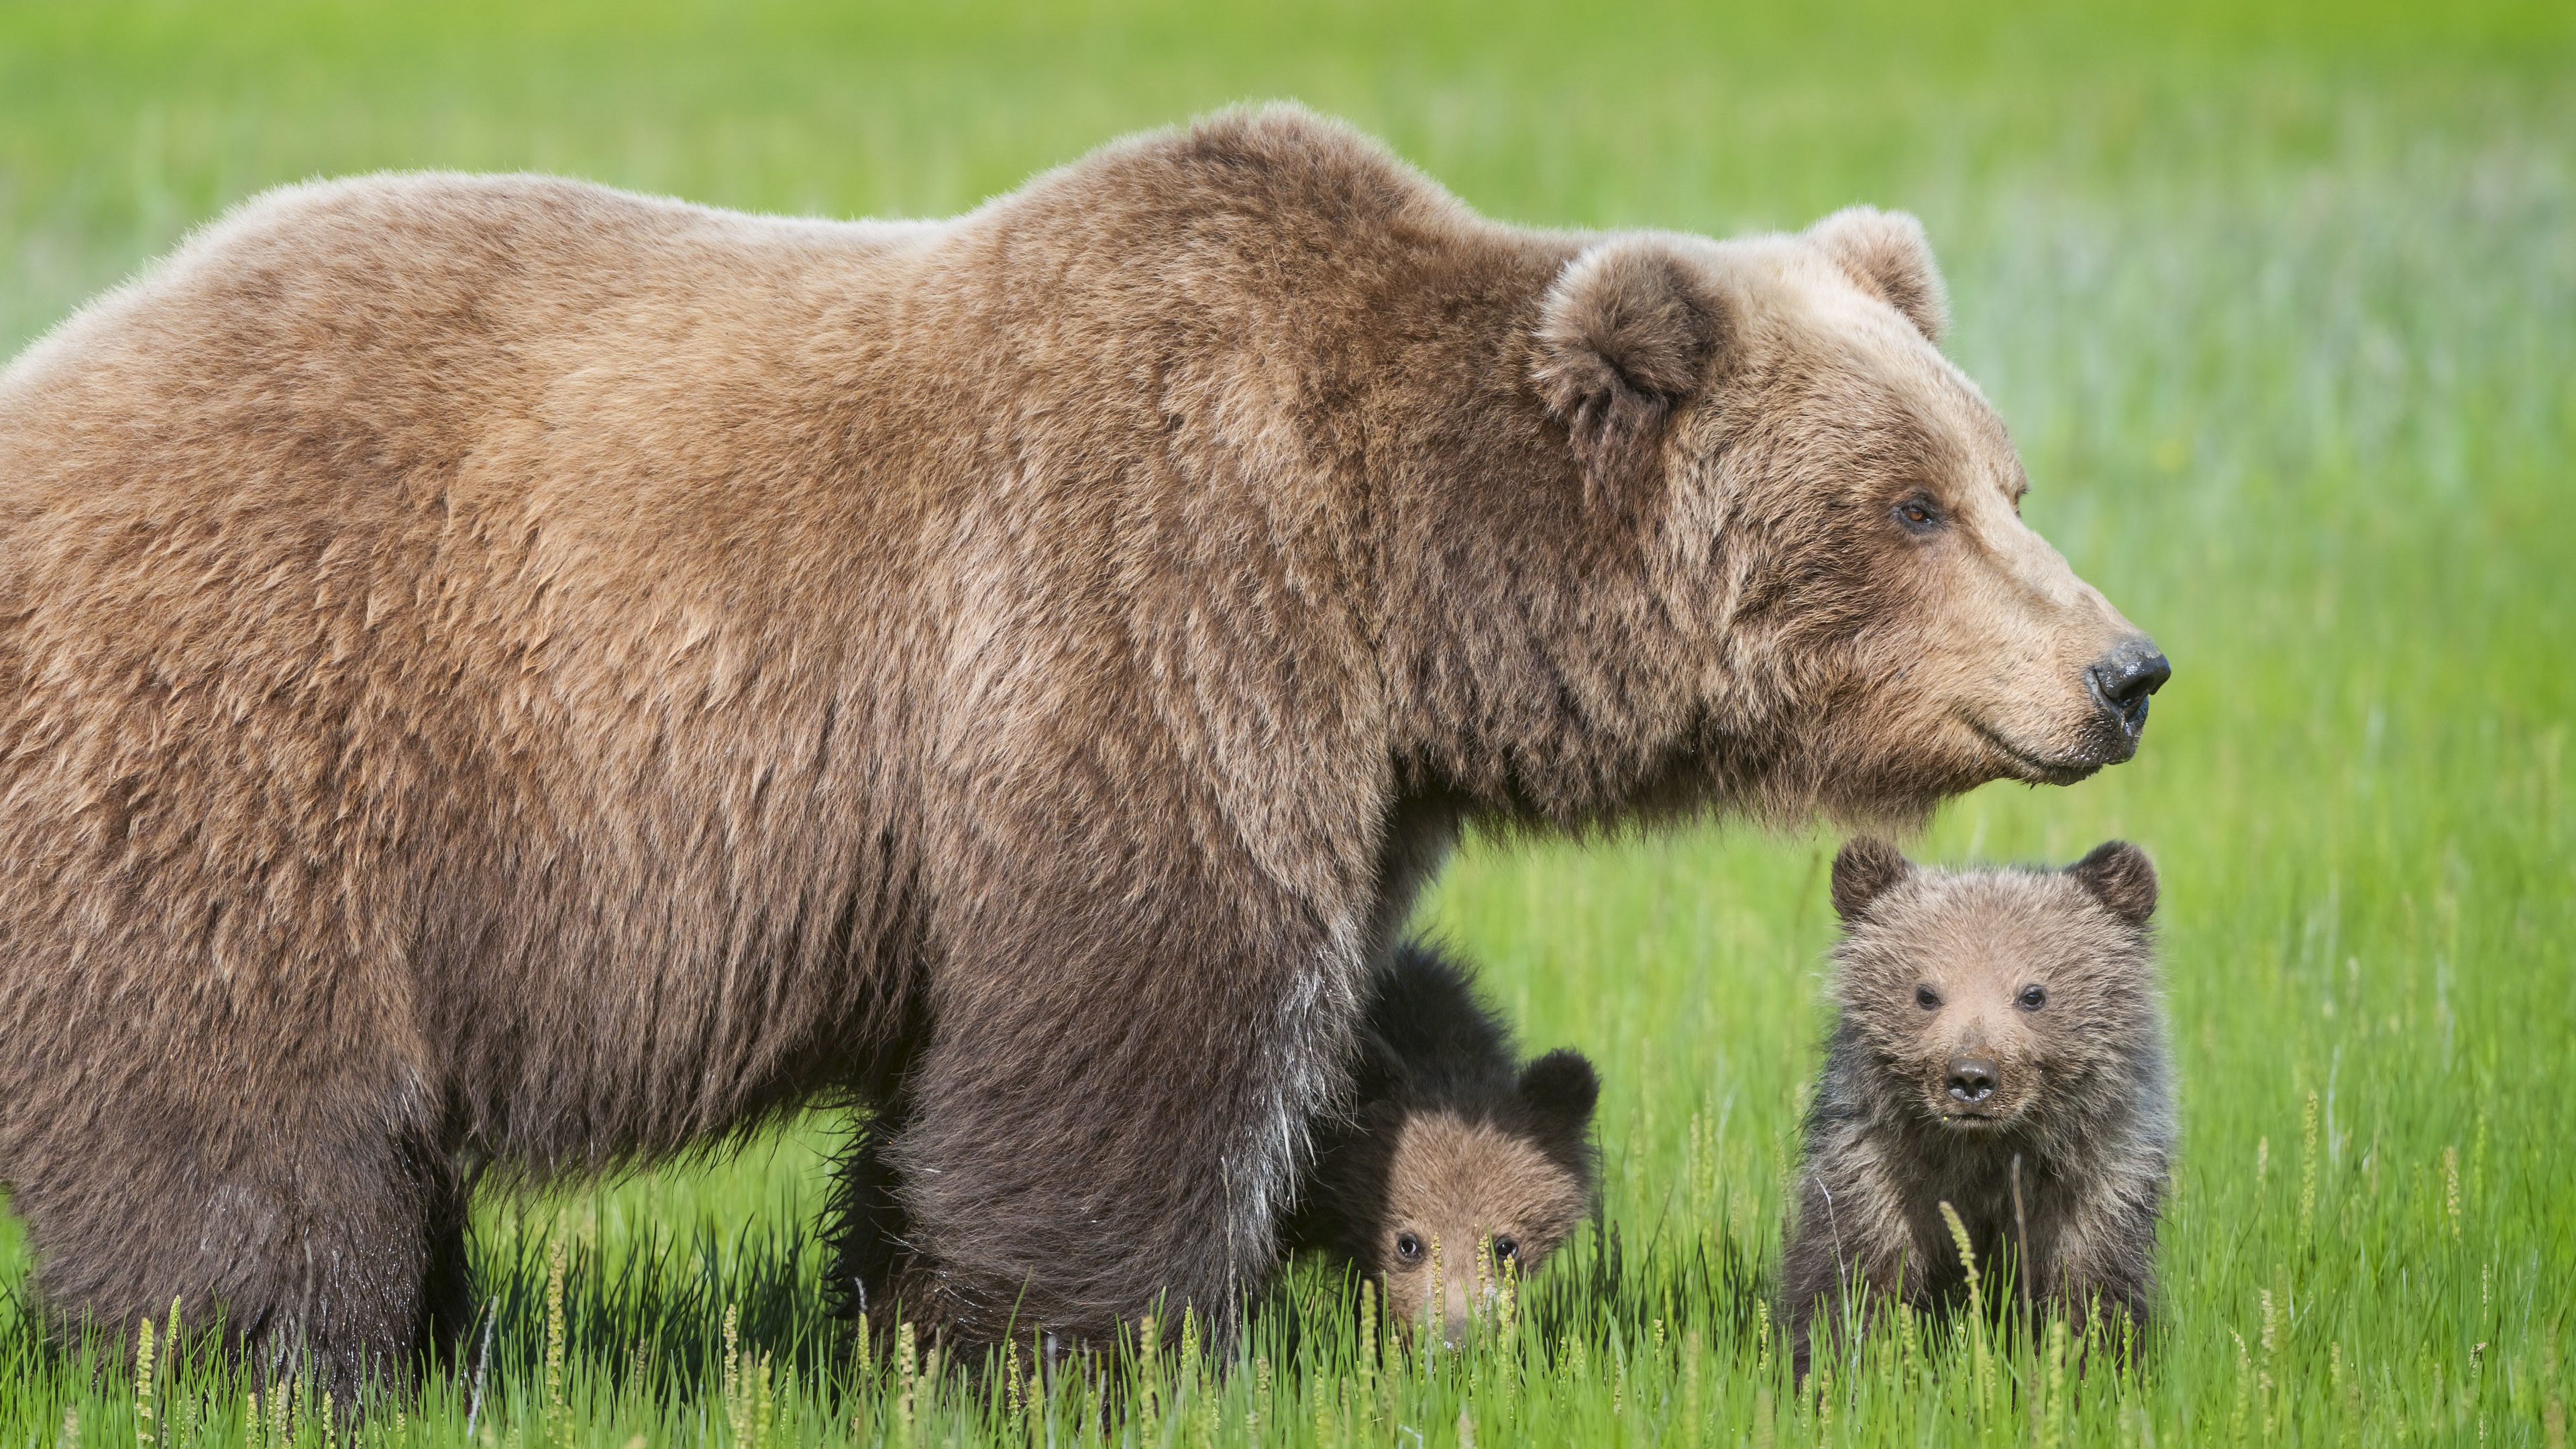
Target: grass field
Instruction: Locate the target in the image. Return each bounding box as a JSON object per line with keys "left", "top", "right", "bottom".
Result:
{"left": 4, "top": 1, "right": 2573, "bottom": 1443}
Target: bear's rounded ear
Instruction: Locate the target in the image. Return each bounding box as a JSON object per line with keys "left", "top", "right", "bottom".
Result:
{"left": 1830, "top": 837, "right": 1912, "bottom": 922}
{"left": 2067, "top": 841, "right": 2158, "bottom": 926}
{"left": 1533, "top": 237, "right": 1724, "bottom": 511}
{"left": 1517, "top": 1049, "right": 1600, "bottom": 1133}
{"left": 1805, "top": 207, "right": 1949, "bottom": 343}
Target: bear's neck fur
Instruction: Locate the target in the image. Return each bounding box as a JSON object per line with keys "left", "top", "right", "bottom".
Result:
{"left": 945, "top": 107, "right": 1797, "bottom": 839}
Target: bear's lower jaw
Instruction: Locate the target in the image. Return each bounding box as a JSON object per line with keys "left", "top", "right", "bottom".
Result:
{"left": 1960, "top": 714, "right": 2114, "bottom": 786}
{"left": 1928, "top": 1093, "right": 2052, "bottom": 1140}
{"left": 1929, "top": 1101, "right": 2034, "bottom": 1134}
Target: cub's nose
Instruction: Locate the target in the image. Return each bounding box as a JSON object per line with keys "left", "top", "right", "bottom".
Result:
{"left": 1945, "top": 1057, "right": 1998, "bottom": 1106}
{"left": 2087, "top": 637, "right": 2171, "bottom": 739}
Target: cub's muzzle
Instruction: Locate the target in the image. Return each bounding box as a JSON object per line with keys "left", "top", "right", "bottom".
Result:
{"left": 1943, "top": 1055, "right": 1998, "bottom": 1108}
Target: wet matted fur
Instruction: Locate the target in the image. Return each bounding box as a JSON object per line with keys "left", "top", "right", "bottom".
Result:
{"left": 1782, "top": 839, "right": 2175, "bottom": 1375}
{"left": 0, "top": 105, "right": 2161, "bottom": 1389}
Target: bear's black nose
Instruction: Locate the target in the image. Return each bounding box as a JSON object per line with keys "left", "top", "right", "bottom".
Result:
{"left": 1945, "top": 1057, "right": 1998, "bottom": 1105}
{"left": 2087, "top": 638, "right": 2171, "bottom": 738}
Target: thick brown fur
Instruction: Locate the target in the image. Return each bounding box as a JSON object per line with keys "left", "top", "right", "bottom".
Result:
{"left": 0, "top": 105, "right": 2160, "bottom": 1390}
{"left": 1782, "top": 840, "right": 2175, "bottom": 1377}
{"left": 1280, "top": 941, "right": 1597, "bottom": 1343}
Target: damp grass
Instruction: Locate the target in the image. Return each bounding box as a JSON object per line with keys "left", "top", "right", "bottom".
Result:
{"left": 3, "top": 0, "right": 2573, "bottom": 1442}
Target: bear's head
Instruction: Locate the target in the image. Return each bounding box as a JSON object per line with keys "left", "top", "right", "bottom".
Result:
{"left": 1296, "top": 1038, "right": 1598, "bottom": 1346}
{"left": 1355, "top": 1048, "right": 1598, "bottom": 1345}
{"left": 1825, "top": 837, "right": 2163, "bottom": 1140}
{"left": 1415, "top": 205, "right": 2166, "bottom": 832}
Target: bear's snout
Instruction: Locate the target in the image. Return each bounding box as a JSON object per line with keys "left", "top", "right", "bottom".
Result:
{"left": 1943, "top": 1055, "right": 1999, "bottom": 1108}
{"left": 2084, "top": 636, "right": 2171, "bottom": 748}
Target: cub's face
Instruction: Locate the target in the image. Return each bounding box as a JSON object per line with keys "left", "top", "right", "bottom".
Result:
{"left": 1827, "top": 838, "right": 2160, "bottom": 1134}
{"left": 1370, "top": 1112, "right": 1585, "bottom": 1341}
{"left": 1533, "top": 211, "right": 2167, "bottom": 826}
{"left": 1366, "top": 1051, "right": 1597, "bottom": 1346}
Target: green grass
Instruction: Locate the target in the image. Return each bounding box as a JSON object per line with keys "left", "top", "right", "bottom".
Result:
{"left": 4, "top": 0, "right": 2573, "bottom": 1442}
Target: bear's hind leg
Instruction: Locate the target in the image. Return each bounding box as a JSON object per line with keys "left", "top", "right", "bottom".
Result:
{"left": 19, "top": 1118, "right": 466, "bottom": 1405}
{"left": 223, "top": 1130, "right": 470, "bottom": 1401}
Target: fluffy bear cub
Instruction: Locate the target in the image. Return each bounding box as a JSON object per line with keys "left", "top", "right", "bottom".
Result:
{"left": 1283, "top": 941, "right": 1599, "bottom": 1344}
{"left": 1782, "top": 838, "right": 2174, "bottom": 1374}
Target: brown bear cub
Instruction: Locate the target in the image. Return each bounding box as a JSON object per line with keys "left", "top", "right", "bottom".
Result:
{"left": 1281, "top": 941, "right": 1599, "bottom": 1344}
{"left": 1781, "top": 838, "right": 2173, "bottom": 1374}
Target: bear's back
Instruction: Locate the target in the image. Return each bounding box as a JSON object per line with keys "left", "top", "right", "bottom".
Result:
{"left": 2, "top": 171, "right": 947, "bottom": 506}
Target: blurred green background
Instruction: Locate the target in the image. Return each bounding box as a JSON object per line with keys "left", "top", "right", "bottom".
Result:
{"left": 3, "top": 1, "right": 2571, "bottom": 1442}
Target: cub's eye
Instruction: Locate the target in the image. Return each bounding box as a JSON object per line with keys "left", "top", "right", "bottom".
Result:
{"left": 1394, "top": 1232, "right": 1424, "bottom": 1264}
{"left": 2017, "top": 985, "right": 2047, "bottom": 1011}
{"left": 1892, "top": 495, "right": 1945, "bottom": 535}
{"left": 1493, "top": 1236, "right": 1520, "bottom": 1263}
{"left": 1915, "top": 983, "right": 1941, "bottom": 1011}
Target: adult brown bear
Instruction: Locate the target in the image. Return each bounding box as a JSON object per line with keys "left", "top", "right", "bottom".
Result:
{"left": 0, "top": 105, "right": 2163, "bottom": 1389}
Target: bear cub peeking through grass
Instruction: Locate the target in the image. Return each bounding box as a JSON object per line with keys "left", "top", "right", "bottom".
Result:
{"left": 1782, "top": 838, "right": 2174, "bottom": 1375}
{"left": 828, "top": 941, "right": 1598, "bottom": 1344}
{"left": 1284, "top": 941, "right": 1599, "bottom": 1344}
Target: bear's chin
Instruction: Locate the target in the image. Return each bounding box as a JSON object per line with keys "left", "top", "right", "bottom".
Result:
{"left": 1929, "top": 1098, "right": 2045, "bottom": 1136}
{"left": 1970, "top": 721, "right": 2112, "bottom": 786}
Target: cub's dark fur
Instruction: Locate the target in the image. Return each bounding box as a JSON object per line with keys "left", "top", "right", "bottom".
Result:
{"left": 1283, "top": 941, "right": 1598, "bottom": 1340}
{"left": 1782, "top": 839, "right": 2174, "bottom": 1373}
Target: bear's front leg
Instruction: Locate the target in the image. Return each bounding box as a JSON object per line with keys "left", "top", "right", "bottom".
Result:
{"left": 882, "top": 872, "right": 1362, "bottom": 1351}
{"left": 2041, "top": 1192, "right": 2160, "bottom": 1342}
{"left": 1782, "top": 1157, "right": 1917, "bottom": 1381}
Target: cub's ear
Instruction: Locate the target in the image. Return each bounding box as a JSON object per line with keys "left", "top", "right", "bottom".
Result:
{"left": 1805, "top": 207, "right": 1948, "bottom": 343}
{"left": 1517, "top": 1049, "right": 1600, "bottom": 1133}
{"left": 1831, "top": 837, "right": 1912, "bottom": 922}
{"left": 1534, "top": 237, "right": 1724, "bottom": 511}
{"left": 2067, "top": 840, "right": 2158, "bottom": 926}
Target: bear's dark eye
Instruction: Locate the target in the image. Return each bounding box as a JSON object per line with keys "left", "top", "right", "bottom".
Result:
{"left": 1892, "top": 495, "right": 1945, "bottom": 535}
{"left": 1395, "top": 1232, "right": 1424, "bottom": 1264}
{"left": 1493, "top": 1236, "right": 1519, "bottom": 1263}
{"left": 1915, "top": 983, "right": 1941, "bottom": 1010}
{"left": 2017, "top": 985, "right": 2047, "bottom": 1011}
